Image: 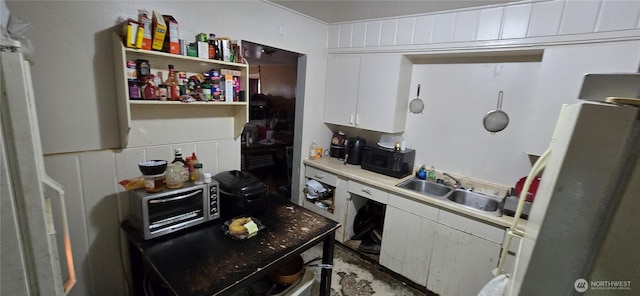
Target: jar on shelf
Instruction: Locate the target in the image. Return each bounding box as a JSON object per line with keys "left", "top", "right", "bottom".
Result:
{"left": 136, "top": 59, "right": 150, "bottom": 81}
{"left": 128, "top": 80, "right": 142, "bottom": 100}
{"left": 201, "top": 83, "right": 212, "bottom": 101}
{"left": 157, "top": 84, "right": 169, "bottom": 101}
{"left": 193, "top": 163, "right": 204, "bottom": 185}
{"left": 141, "top": 75, "right": 158, "bottom": 100}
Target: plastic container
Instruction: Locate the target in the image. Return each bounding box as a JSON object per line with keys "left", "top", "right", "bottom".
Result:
{"left": 309, "top": 140, "right": 317, "bottom": 160}
{"left": 144, "top": 173, "right": 165, "bottom": 193}
{"left": 204, "top": 172, "right": 212, "bottom": 184}
{"left": 417, "top": 165, "right": 427, "bottom": 180}
{"left": 194, "top": 163, "right": 204, "bottom": 185}
{"left": 428, "top": 166, "right": 436, "bottom": 181}
{"left": 166, "top": 163, "right": 184, "bottom": 189}
{"left": 378, "top": 135, "right": 403, "bottom": 149}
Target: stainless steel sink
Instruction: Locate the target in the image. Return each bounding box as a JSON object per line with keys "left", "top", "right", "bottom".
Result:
{"left": 396, "top": 178, "right": 453, "bottom": 197}
{"left": 446, "top": 189, "right": 501, "bottom": 212}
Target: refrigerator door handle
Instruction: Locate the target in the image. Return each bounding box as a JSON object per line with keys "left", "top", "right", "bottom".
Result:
{"left": 495, "top": 147, "right": 551, "bottom": 276}
{"left": 42, "top": 175, "right": 76, "bottom": 294}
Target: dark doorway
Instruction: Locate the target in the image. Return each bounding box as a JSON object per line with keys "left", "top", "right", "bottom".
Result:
{"left": 241, "top": 41, "right": 300, "bottom": 199}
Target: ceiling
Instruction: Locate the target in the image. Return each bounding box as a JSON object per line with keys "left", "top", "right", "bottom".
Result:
{"left": 270, "top": 0, "right": 517, "bottom": 24}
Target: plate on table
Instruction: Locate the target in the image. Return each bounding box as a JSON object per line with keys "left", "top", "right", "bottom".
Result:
{"left": 259, "top": 139, "right": 275, "bottom": 145}
{"left": 222, "top": 216, "right": 265, "bottom": 241}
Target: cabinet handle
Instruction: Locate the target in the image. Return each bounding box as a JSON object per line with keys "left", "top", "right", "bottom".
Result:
{"left": 350, "top": 113, "right": 355, "bottom": 124}
{"left": 361, "top": 188, "right": 371, "bottom": 195}
{"left": 314, "top": 174, "right": 324, "bottom": 179}
{"left": 355, "top": 114, "right": 360, "bottom": 125}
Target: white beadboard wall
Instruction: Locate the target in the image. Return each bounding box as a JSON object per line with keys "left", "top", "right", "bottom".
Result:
{"left": 328, "top": 0, "right": 640, "bottom": 50}
{"left": 43, "top": 139, "right": 239, "bottom": 295}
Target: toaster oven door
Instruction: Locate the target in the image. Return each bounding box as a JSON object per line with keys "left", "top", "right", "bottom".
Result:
{"left": 145, "top": 186, "right": 206, "bottom": 238}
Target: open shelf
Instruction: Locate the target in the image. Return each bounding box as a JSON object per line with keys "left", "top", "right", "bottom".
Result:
{"left": 111, "top": 32, "right": 249, "bottom": 148}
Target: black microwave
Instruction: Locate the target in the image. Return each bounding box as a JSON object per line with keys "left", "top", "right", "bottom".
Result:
{"left": 361, "top": 146, "right": 415, "bottom": 178}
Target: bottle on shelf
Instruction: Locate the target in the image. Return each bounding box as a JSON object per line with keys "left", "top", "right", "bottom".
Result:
{"left": 208, "top": 34, "right": 217, "bottom": 60}
{"left": 309, "top": 140, "right": 318, "bottom": 160}
{"left": 166, "top": 64, "right": 180, "bottom": 100}
{"left": 141, "top": 74, "right": 158, "bottom": 100}
{"left": 172, "top": 148, "right": 189, "bottom": 182}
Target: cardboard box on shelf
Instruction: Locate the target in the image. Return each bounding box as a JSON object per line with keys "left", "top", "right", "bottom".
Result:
{"left": 221, "top": 69, "right": 242, "bottom": 77}
{"left": 138, "top": 11, "right": 152, "bottom": 50}
{"left": 151, "top": 11, "right": 166, "bottom": 51}
{"left": 197, "top": 41, "right": 208, "bottom": 59}
{"left": 162, "top": 15, "right": 179, "bottom": 54}
{"left": 122, "top": 19, "right": 143, "bottom": 48}
{"left": 224, "top": 74, "right": 234, "bottom": 102}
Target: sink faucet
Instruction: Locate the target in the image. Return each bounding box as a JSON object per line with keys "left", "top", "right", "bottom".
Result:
{"left": 442, "top": 172, "right": 461, "bottom": 187}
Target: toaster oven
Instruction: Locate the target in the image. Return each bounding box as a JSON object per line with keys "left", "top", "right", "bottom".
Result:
{"left": 128, "top": 181, "right": 220, "bottom": 240}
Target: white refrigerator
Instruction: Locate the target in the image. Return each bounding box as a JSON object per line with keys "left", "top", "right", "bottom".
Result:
{"left": 507, "top": 74, "right": 640, "bottom": 295}
{"left": 1, "top": 38, "right": 75, "bottom": 295}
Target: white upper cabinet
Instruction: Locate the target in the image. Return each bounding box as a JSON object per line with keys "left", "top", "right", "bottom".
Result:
{"left": 323, "top": 56, "right": 361, "bottom": 128}
{"left": 523, "top": 40, "right": 640, "bottom": 155}
{"left": 323, "top": 54, "right": 412, "bottom": 133}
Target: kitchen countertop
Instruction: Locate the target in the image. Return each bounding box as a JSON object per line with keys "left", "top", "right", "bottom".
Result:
{"left": 304, "top": 157, "right": 527, "bottom": 229}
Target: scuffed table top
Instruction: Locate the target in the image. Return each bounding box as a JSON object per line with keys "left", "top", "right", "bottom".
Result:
{"left": 122, "top": 199, "right": 340, "bottom": 296}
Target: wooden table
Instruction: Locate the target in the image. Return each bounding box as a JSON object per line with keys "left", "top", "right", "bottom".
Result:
{"left": 122, "top": 199, "right": 340, "bottom": 296}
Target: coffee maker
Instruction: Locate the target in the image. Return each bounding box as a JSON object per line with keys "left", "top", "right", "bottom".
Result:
{"left": 344, "top": 137, "right": 367, "bottom": 165}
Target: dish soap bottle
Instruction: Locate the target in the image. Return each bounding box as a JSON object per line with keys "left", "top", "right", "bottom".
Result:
{"left": 417, "top": 165, "right": 427, "bottom": 180}
{"left": 428, "top": 166, "right": 436, "bottom": 181}
{"left": 309, "top": 140, "right": 318, "bottom": 160}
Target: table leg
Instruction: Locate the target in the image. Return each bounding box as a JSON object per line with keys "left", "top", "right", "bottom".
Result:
{"left": 320, "top": 232, "right": 335, "bottom": 296}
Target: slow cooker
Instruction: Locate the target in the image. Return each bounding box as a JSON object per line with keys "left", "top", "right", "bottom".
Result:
{"left": 213, "top": 170, "right": 268, "bottom": 219}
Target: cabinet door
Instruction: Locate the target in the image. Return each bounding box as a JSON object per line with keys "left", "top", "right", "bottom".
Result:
{"left": 379, "top": 206, "right": 437, "bottom": 286}
{"left": 323, "top": 56, "right": 360, "bottom": 127}
{"left": 427, "top": 223, "right": 501, "bottom": 296}
{"left": 524, "top": 40, "right": 640, "bottom": 155}
{"left": 356, "top": 55, "right": 411, "bottom": 133}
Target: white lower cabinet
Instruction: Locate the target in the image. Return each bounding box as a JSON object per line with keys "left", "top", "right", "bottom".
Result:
{"left": 426, "top": 223, "right": 501, "bottom": 296}
{"left": 380, "top": 194, "right": 503, "bottom": 294}
{"left": 379, "top": 205, "right": 437, "bottom": 286}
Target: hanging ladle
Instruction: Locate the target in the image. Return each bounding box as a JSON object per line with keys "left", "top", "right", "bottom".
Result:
{"left": 483, "top": 91, "right": 509, "bottom": 134}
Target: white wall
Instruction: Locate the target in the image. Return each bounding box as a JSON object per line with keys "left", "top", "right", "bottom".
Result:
{"left": 324, "top": 0, "right": 640, "bottom": 187}
{"left": 5, "top": 1, "right": 328, "bottom": 295}
{"left": 405, "top": 61, "right": 541, "bottom": 186}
